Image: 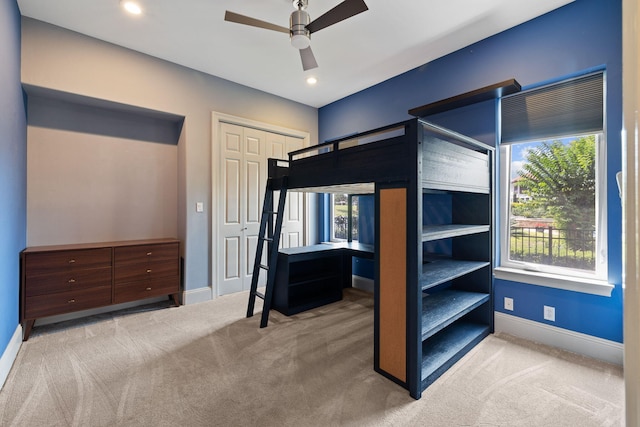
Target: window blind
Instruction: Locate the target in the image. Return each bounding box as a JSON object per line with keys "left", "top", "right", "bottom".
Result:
{"left": 501, "top": 72, "right": 604, "bottom": 144}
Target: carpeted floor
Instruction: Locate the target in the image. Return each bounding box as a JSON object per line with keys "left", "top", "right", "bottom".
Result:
{"left": 0, "top": 288, "right": 624, "bottom": 426}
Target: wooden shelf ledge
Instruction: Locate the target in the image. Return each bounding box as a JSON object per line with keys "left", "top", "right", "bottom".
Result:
{"left": 408, "top": 79, "right": 521, "bottom": 117}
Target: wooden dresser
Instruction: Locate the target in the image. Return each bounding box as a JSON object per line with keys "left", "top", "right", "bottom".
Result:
{"left": 20, "top": 238, "right": 180, "bottom": 341}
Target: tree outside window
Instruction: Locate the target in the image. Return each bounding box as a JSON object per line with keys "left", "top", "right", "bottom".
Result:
{"left": 506, "top": 134, "right": 600, "bottom": 272}
{"left": 332, "top": 194, "right": 358, "bottom": 241}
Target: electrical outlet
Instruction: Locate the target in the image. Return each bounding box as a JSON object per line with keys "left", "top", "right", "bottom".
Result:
{"left": 504, "top": 297, "right": 514, "bottom": 311}
{"left": 196, "top": 202, "right": 204, "bottom": 213}
{"left": 544, "top": 305, "right": 556, "bottom": 321}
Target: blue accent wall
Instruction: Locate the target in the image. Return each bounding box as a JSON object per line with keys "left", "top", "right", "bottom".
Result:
{"left": 319, "top": 0, "right": 622, "bottom": 342}
{"left": 0, "top": 1, "right": 27, "bottom": 356}
{"left": 353, "top": 195, "right": 374, "bottom": 278}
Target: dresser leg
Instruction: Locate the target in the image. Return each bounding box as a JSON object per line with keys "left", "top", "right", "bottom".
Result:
{"left": 170, "top": 293, "right": 180, "bottom": 306}
{"left": 22, "top": 320, "right": 35, "bottom": 341}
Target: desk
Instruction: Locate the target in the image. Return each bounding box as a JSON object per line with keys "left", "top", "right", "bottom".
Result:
{"left": 272, "top": 242, "right": 374, "bottom": 315}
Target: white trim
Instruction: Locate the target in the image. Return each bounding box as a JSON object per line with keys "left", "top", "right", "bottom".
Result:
{"left": 495, "top": 311, "right": 623, "bottom": 365}
{"left": 182, "top": 286, "right": 214, "bottom": 305}
{"left": 211, "top": 112, "right": 311, "bottom": 297}
{"left": 352, "top": 275, "right": 374, "bottom": 293}
{"left": 0, "top": 325, "right": 22, "bottom": 391}
{"left": 212, "top": 112, "right": 312, "bottom": 141}
{"left": 494, "top": 267, "right": 614, "bottom": 296}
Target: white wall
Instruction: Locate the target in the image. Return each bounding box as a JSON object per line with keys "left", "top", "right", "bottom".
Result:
{"left": 21, "top": 17, "right": 319, "bottom": 296}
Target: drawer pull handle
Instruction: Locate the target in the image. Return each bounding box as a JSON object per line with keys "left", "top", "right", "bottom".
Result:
{"left": 146, "top": 252, "right": 153, "bottom": 256}
{"left": 146, "top": 269, "right": 152, "bottom": 273}
{"left": 146, "top": 287, "right": 152, "bottom": 291}
{"left": 68, "top": 279, "right": 76, "bottom": 284}
{"left": 68, "top": 299, "right": 76, "bottom": 304}
{"left": 68, "top": 259, "right": 76, "bottom": 264}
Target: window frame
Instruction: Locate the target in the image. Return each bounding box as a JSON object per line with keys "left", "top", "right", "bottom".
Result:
{"left": 330, "top": 193, "right": 358, "bottom": 242}
{"left": 495, "top": 72, "right": 614, "bottom": 297}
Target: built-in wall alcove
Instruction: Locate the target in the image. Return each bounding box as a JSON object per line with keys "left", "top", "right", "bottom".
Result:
{"left": 23, "top": 85, "right": 185, "bottom": 246}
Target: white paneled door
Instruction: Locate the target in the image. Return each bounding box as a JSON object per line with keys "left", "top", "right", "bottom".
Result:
{"left": 218, "top": 122, "right": 305, "bottom": 296}
{"left": 266, "top": 132, "right": 305, "bottom": 249}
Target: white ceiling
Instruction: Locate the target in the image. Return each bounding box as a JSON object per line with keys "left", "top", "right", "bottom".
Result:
{"left": 18, "top": 0, "right": 574, "bottom": 108}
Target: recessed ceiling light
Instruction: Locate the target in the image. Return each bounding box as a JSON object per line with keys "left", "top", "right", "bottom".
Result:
{"left": 121, "top": 1, "right": 142, "bottom": 15}
{"left": 306, "top": 77, "right": 317, "bottom": 85}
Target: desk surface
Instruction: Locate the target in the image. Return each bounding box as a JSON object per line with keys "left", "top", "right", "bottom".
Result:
{"left": 279, "top": 242, "right": 374, "bottom": 257}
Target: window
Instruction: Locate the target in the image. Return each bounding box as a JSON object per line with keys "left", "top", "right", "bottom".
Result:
{"left": 497, "top": 72, "right": 611, "bottom": 295}
{"left": 331, "top": 193, "right": 359, "bottom": 241}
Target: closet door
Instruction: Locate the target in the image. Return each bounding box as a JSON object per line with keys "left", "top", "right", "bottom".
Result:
{"left": 219, "top": 123, "right": 266, "bottom": 295}
{"left": 266, "top": 132, "right": 305, "bottom": 249}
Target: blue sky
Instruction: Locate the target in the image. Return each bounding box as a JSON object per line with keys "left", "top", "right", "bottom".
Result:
{"left": 510, "top": 141, "right": 539, "bottom": 179}
{"left": 510, "top": 137, "right": 580, "bottom": 179}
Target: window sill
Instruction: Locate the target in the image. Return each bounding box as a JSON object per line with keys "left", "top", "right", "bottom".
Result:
{"left": 494, "top": 267, "right": 614, "bottom": 297}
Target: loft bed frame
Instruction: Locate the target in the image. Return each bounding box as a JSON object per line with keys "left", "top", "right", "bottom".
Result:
{"left": 268, "top": 118, "right": 495, "bottom": 399}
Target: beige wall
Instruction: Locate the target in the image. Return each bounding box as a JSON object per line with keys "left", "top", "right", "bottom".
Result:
{"left": 623, "top": 0, "right": 640, "bottom": 423}
{"left": 21, "top": 17, "right": 319, "bottom": 297}
{"left": 27, "top": 126, "right": 178, "bottom": 246}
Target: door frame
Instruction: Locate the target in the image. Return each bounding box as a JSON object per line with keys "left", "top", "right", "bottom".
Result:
{"left": 211, "top": 112, "right": 311, "bottom": 297}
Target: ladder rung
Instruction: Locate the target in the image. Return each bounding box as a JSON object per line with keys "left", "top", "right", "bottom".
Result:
{"left": 264, "top": 210, "right": 278, "bottom": 215}
{"left": 263, "top": 237, "right": 274, "bottom": 243}
{"left": 260, "top": 264, "right": 269, "bottom": 270}
{"left": 254, "top": 291, "right": 265, "bottom": 300}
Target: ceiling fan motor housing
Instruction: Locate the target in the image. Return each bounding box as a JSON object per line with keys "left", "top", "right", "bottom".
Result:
{"left": 290, "top": 9, "right": 311, "bottom": 49}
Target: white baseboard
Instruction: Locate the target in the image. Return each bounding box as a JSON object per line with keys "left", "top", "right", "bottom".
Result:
{"left": 183, "top": 286, "right": 213, "bottom": 305}
{"left": 0, "top": 325, "right": 22, "bottom": 391}
{"left": 352, "top": 275, "right": 374, "bottom": 293}
{"left": 495, "top": 311, "right": 623, "bottom": 365}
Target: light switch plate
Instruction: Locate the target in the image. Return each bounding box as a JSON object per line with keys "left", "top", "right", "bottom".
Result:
{"left": 544, "top": 305, "right": 555, "bottom": 321}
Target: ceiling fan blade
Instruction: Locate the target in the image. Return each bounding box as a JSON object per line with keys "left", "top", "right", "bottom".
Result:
{"left": 224, "top": 11, "right": 290, "bottom": 34}
{"left": 300, "top": 47, "right": 318, "bottom": 71}
{"left": 306, "top": 0, "right": 368, "bottom": 34}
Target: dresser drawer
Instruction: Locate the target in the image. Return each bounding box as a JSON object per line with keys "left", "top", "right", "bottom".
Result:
{"left": 25, "top": 248, "right": 112, "bottom": 278}
{"left": 114, "top": 276, "right": 179, "bottom": 304}
{"left": 24, "top": 285, "right": 112, "bottom": 319}
{"left": 25, "top": 267, "right": 112, "bottom": 297}
{"left": 114, "top": 243, "right": 179, "bottom": 265}
{"left": 114, "top": 259, "right": 179, "bottom": 283}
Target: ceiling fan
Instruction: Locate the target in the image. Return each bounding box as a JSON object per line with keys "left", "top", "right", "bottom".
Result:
{"left": 224, "top": 0, "right": 369, "bottom": 71}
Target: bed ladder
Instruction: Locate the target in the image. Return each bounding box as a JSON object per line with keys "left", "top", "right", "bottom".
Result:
{"left": 246, "top": 175, "right": 288, "bottom": 328}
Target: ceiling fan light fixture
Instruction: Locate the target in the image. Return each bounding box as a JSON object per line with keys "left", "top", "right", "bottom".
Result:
{"left": 290, "top": 9, "right": 311, "bottom": 50}
{"left": 291, "top": 34, "right": 311, "bottom": 50}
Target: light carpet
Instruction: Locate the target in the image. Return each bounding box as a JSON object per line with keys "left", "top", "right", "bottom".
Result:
{"left": 0, "top": 288, "right": 624, "bottom": 426}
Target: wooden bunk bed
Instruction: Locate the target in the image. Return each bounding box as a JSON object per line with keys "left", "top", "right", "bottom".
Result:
{"left": 259, "top": 117, "right": 494, "bottom": 399}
